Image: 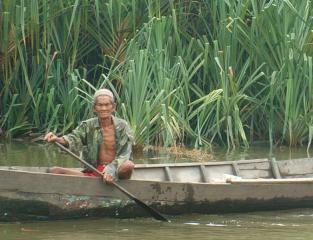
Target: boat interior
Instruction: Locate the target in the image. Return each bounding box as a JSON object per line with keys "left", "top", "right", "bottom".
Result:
{"left": 1, "top": 157, "right": 313, "bottom": 183}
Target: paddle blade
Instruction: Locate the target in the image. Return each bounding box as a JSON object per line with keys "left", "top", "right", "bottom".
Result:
{"left": 133, "top": 198, "right": 170, "bottom": 222}
{"left": 112, "top": 181, "right": 170, "bottom": 222}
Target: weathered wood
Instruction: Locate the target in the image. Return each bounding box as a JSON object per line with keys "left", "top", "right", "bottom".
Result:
{"left": 270, "top": 157, "right": 281, "bottom": 179}
{"left": 200, "top": 165, "right": 209, "bottom": 183}
{"left": 232, "top": 162, "right": 240, "bottom": 176}
{"left": 286, "top": 173, "right": 313, "bottom": 178}
{"left": 278, "top": 158, "right": 313, "bottom": 176}
{"left": 237, "top": 161, "right": 270, "bottom": 170}
{"left": 164, "top": 166, "right": 173, "bottom": 182}
{"left": 134, "top": 158, "right": 269, "bottom": 168}
{"left": 2, "top": 157, "right": 313, "bottom": 221}
{"left": 227, "top": 178, "right": 313, "bottom": 184}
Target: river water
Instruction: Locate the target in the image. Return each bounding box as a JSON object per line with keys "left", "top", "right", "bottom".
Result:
{"left": 1, "top": 141, "right": 313, "bottom": 240}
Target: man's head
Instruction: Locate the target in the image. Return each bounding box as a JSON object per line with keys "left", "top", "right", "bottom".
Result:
{"left": 93, "top": 88, "right": 116, "bottom": 119}
{"left": 93, "top": 88, "right": 115, "bottom": 105}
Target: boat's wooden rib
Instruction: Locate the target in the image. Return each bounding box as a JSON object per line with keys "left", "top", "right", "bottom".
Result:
{"left": 199, "top": 165, "right": 209, "bottom": 183}
{"left": 232, "top": 162, "right": 240, "bottom": 176}
{"left": 164, "top": 166, "right": 173, "bottom": 182}
{"left": 2, "top": 157, "right": 313, "bottom": 221}
{"left": 270, "top": 157, "right": 282, "bottom": 179}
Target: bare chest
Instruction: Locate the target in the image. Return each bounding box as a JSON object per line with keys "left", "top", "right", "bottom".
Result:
{"left": 98, "top": 126, "right": 116, "bottom": 164}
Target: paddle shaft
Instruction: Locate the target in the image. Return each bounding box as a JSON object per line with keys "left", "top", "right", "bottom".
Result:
{"left": 54, "top": 142, "right": 169, "bottom": 222}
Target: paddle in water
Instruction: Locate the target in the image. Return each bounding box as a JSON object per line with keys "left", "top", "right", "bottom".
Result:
{"left": 54, "top": 142, "right": 169, "bottom": 222}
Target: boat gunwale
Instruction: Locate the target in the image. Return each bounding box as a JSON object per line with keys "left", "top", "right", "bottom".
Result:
{"left": 3, "top": 167, "right": 313, "bottom": 186}
{"left": 0, "top": 158, "right": 270, "bottom": 172}
{"left": 135, "top": 158, "right": 269, "bottom": 168}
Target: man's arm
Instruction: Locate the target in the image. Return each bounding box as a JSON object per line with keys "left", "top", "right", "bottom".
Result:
{"left": 62, "top": 122, "right": 87, "bottom": 154}
{"left": 44, "top": 122, "right": 87, "bottom": 155}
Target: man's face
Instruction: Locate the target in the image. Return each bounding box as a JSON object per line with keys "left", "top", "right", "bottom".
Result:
{"left": 93, "top": 95, "right": 116, "bottom": 119}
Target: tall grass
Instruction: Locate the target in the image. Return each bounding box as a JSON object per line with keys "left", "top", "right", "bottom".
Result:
{"left": 1, "top": 0, "right": 313, "bottom": 151}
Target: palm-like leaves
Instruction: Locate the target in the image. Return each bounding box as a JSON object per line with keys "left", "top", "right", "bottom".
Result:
{"left": 1, "top": 0, "right": 313, "bottom": 151}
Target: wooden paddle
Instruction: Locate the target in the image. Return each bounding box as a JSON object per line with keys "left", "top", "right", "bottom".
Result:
{"left": 54, "top": 142, "right": 169, "bottom": 222}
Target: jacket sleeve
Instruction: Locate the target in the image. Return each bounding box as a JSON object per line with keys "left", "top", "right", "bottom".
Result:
{"left": 62, "top": 122, "right": 87, "bottom": 156}
{"left": 105, "top": 122, "right": 134, "bottom": 179}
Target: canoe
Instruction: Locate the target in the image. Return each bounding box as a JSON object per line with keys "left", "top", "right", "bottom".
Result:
{"left": 1, "top": 157, "right": 313, "bottom": 221}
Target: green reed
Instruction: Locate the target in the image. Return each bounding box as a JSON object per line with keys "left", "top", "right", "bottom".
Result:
{"left": 1, "top": 0, "right": 313, "bottom": 150}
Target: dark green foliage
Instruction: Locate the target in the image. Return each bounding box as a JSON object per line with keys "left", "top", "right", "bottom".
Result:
{"left": 1, "top": 0, "right": 313, "bottom": 150}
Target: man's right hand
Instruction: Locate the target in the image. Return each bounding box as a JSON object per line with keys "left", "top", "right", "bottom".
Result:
{"left": 44, "top": 132, "right": 68, "bottom": 146}
{"left": 44, "top": 132, "right": 58, "bottom": 142}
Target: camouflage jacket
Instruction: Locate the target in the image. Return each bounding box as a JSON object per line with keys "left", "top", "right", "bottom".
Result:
{"left": 63, "top": 116, "right": 134, "bottom": 179}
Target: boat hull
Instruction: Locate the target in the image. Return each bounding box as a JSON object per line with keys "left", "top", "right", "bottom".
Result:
{"left": 2, "top": 157, "right": 313, "bottom": 221}
{"left": 2, "top": 168, "right": 313, "bottom": 221}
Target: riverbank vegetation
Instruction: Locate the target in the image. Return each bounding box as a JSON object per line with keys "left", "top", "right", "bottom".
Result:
{"left": 1, "top": 0, "right": 313, "bottom": 151}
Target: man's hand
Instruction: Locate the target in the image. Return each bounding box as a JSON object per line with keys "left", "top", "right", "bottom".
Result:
{"left": 103, "top": 172, "right": 113, "bottom": 184}
{"left": 44, "top": 132, "right": 58, "bottom": 142}
{"left": 44, "top": 132, "right": 68, "bottom": 146}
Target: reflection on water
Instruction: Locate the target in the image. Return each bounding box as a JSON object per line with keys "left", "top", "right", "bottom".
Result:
{"left": 211, "top": 144, "right": 312, "bottom": 162}
{"left": 1, "top": 141, "right": 313, "bottom": 240}
{"left": 0, "top": 141, "right": 196, "bottom": 167}
{"left": 0, "top": 141, "right": 79, "bottom": 167}
{"left": 0, "top": 141, "right": 312, "bottom": 167}
{"left": 1, "top": 209, "right": 313, "bottom": 240}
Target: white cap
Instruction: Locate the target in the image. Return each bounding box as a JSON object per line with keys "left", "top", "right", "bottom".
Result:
{"left": 93, "top": 88, "right": 114, "bottom": 103}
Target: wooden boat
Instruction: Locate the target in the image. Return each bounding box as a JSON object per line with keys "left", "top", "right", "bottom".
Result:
{"left": 1, "top": 157, "right": 313, "bottom": 221}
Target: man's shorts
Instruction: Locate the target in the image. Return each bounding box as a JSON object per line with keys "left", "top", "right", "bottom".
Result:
{"left": 83, "top": 165, "right": 105, "bottom": 177}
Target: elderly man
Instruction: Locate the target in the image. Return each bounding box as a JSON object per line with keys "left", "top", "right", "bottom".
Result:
{"left": 44, "top": 89, "right": 135, "bottom": 183}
